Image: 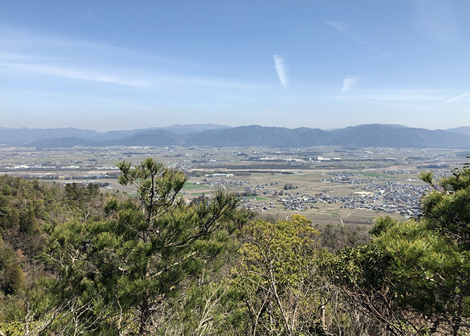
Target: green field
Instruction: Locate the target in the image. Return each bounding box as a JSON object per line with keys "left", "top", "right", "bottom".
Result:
{"left": 182, "top": 182, "right": 207, "bottom": 190}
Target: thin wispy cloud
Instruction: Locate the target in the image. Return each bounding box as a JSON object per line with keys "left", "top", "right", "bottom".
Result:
{"left": 337, "top": 90, "right": 445, "bottom": 101}
{"left": 86, "top": 11, "right": 114, "bottom": 30}
{"left": 411, "top": 0, "right": 460, "bottom": 43}
{"left": 0, "top": 51, "right": 60, "bottom": 62}
{"left": 341, "top": 76, "right": 358, "bottom": 94}
{"left": 0, "top": 23, "right": 222, "bottom": 72}
{"left": 273, "top": 55, "right": 288, "bottom": 89}
{"left": 176, "top": 77, "right": 272, "bottom": 89}
{"left": 0, "top": 25, "right": 272, "bottom": 92}
{"left": 443, "top": 92, "right": 470, "bottom": 103}
{"left": 325, "top": 21, "right": 348, "bottom": 34}
{"left": 330, "top": 55, "right": 383, "bottom": 64}
{"left": 325, "top": 21, "right": 388, "bottom": 58}
{"left": 1, "top": 63, "right": 149, "bottom": 87}
{"left": 0, "top": 61, "right": 272, "bottom": 91}
{"left": 325, "top": 21, "right": 364, "bottom": 45}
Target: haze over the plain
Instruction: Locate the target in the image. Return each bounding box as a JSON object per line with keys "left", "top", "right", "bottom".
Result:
{"left": 1, "top": 1, "right": 469, "bottom": 131}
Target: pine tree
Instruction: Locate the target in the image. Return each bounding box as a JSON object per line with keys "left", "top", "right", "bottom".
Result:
{"left": 20, "top": 209, "right": 40, "bottom": 235}
{"left": 49, "top": 158, "right": 244, "bottom": 334}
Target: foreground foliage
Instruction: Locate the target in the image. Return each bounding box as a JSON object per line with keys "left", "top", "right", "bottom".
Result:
{"left": 47, "top": 159, "right": 245, "bottom": 335}
{"left": 327, "top": 162, "right": 470, "bottom": 335}
{"left": 233, "top": 215, "right": 327, "bottom": 335}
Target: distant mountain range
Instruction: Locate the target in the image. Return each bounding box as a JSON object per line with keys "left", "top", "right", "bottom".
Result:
{"left": 1, "top": 124, "right": 470, "bottom": 149}
{"left": 447, "top": 126, "right": 470, "bottom": 137}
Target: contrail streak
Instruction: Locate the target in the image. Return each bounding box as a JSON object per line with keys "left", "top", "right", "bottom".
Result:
{"left": 86, "top": 11, "right": 113, "bottom": 30}
{"left": 443, "top": 92, "right": 470, "bottom": 103}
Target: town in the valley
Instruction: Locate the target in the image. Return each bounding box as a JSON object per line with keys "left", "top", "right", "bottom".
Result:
{"left": 1, "top": 144, "right": 464, "bottom": 228}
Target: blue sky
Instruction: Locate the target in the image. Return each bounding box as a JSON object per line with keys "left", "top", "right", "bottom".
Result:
{"left": 1, "top": 0, "right": 469, "bottom": 131}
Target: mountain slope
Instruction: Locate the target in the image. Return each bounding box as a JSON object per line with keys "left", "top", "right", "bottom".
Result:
{"left": 332, "top": 124, "right": 470, "bottom": 148}
{"left": 28, "top": 137, "right": 97, "bottom": 147}
{"left": 0, "top": 124, "right": 230, "bottom": 145}
{"left": 102, "top": 129, "right": 180, "bottom": 146}
{"left": 0, "top": 128, "right": 100, "bottom": 145}
{"left": 159, "top": 123, "right": 231, "bottom": 134}
{"left": 186, "top": 124, "right": 470, "bottom": 148}
{"left": 185, "top": 125, "right": 339, "bottom": 147}
{"left": 6, "top": 124, "right": 470, "bottom": 148}
{"left": 447, "top": 126, "right": 470, "bottom": 137}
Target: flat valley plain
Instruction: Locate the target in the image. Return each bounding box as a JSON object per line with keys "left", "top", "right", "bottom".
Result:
{"left": 1, "top": 145, "right": 468, "bottom": 230}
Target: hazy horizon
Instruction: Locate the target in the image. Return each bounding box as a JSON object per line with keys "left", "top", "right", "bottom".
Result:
{"left": 0, "top": 122, "right": 468, "bottom": 133}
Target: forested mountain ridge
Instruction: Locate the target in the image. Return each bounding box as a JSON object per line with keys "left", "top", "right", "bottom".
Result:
{"left": 3, "top": 124, "right": 470, "bottom": 148}
{"left": 0, "top": 124, "right": 229, "bottom": 146}
{"left": 447, "top": 126, "right": 470, "bottom": 136}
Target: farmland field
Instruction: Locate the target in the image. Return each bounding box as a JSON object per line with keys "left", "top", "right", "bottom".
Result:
{"left": 0, "top": 145, "right": 464, "bottom": 228}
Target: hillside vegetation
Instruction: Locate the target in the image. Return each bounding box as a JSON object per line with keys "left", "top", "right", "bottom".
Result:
{"left": 0, "top": 158, "right": 469, "bottom": 335}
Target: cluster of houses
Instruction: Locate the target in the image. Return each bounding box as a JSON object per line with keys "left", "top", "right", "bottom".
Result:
{"left": 239, "top": 198, "right": 276, "bottom": 211}
{"left": 196, "top": 173, "right": 431, "bottom": 218}
{"left": 326, "top": 172, "right": 371, "bottom": 184}
{"left": 278, "top": 182, "right": 429, "bottom": 218}
{"left": 195, "top": 178, "right": 250, "bottom": 188}
{"left": 196, "top": 178, "right": 280, "bottom": 193}
{"left": 365, "top": 182, "right": 429, "bottom": 217}
{"left": 382, "top": 169, "right": 415, "bottom": 175}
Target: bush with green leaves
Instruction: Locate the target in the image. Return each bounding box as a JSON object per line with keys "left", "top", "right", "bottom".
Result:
{"left": 233, "top": 215, "right": 328, "bottom": 336}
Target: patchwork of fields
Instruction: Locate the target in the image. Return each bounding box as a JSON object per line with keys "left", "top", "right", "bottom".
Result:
{"left": 0, "top": 145, "right": 464, "bottom": 229}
